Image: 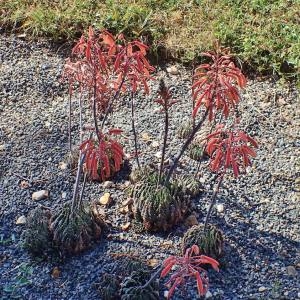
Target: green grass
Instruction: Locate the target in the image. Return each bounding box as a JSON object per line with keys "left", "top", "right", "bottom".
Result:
{"left": 1, "top": 0, "right": 299, "bottom": 79}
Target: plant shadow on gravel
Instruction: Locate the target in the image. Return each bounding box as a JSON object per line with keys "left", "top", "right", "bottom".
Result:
{"left": 202, "top": 192, "right": 299, "bottom": 296}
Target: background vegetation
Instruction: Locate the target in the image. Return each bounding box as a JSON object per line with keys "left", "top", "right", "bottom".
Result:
{"left": 1, "top": 0, "right": 299, "bottom": 79}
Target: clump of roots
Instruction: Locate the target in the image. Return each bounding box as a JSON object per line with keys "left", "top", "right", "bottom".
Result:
{"left": 182, "top": 224, "right": 224, "bottom": 260}
{"left": 49, "top": 203, "right": 105, "bottom": 255}
{"left": 22, "top": 207, "right": 53, "bottom": 257}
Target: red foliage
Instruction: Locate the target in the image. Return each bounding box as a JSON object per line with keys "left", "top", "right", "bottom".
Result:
{"left": 62, "top": 27, "right": 154, "bottom": 113}
{"left": 161, "top": 245, "right": 219, "bottom": 299}
{"left": 192, "top": 51, "right": 246, "bottom": 121}
{"left": 206, "top": 124, "right": 258, "bottom": 177}
{"left": 79, "top": 130, "right": 124, "bottom": 181}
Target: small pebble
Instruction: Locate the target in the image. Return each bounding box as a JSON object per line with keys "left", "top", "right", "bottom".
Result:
{"left": 32, "top": 190, "right": 49, "bottom": 201}
{"left": 99, "top": 193, "right": 112, "bottom": 205}
{"left": 286, "top": 265, "right": 297, "bottom": 277}
{"left": 167, "top": 66, "right": 179, "bottom": 75}
{"left": 216, "top": 203, "right": 224, "bottom": 213}
{"left": 103, "top": 181, "right": 114, "bottom": 188}
{"left": 16, "top": 215, "right": 26, "bottom": 225}
{"left": 205, "top": 291, "right": 213, "bottom": 299}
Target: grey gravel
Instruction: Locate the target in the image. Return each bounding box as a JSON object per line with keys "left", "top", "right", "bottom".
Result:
{"left": 0, "top": 35, "right": 299, "bottom": 300}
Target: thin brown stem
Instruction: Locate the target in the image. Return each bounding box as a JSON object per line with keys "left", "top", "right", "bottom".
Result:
{"left": 204, "top": 174, "right": 224, "bottom": 232}
{"left": 78, "top": 172, "right": 88, "bottom": 210}
{"left": 131, "top": 92, "right": 140, "bottom": 169}
{"left": 100, "top": 76, "right": 126, "bottom": 130}
{"left": 165, "top": 107, "right": 209, "bottom": 184}
{"left": 141, "top": 266, "right": 163, "bottom": 289}
{"left": 93, "top": 76, "right": 101, "bottom": 142}
{"left": 71, "top": 152, "right": 86, "bottom": 216}
{"left": 78, "top": 92, "right": 83, "bottom": 144}
{"left": 158, "top": 109, "right": 169, "bottom": 184}
{"left": 68, "top": 93, "right": 72, "bottom": 152}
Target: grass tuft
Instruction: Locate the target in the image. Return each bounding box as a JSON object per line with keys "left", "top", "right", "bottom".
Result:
{"left": 1, "top": 0, "right": 299, "bottom": 79}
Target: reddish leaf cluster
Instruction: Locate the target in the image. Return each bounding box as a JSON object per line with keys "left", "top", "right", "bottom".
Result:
{"left": 79, "top": 130, "right": 124, "bottom": 181}
{"left": 206, "top": 125, "right": 258, "bottom": 177}
{"left": 63, "top": 27, "right": 154, "bottom": 113}
{"left": 161, "top": 245, "right": 219, "bottom": 299}
{"left": 192, "top": 51, "right": 246, "bottom": 120}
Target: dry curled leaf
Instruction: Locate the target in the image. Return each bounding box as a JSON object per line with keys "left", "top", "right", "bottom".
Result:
{"left": 51, "top": 267, "right": 61, "bottom": 279}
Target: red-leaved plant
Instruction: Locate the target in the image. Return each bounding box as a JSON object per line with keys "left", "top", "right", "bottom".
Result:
{"left": 192, "top": 50, "right": 246, "bottom": 120}
{"left": 203, "top": 123, "right": 258, "bottom": 231}
{"left": 62, "top": 27, "right": 154, "bottom": 209}
{"left": 161, "top": 245, "right": 219, "bottom": 299}
{"left": 206, "top": 124, "right": 258, "bottom": 178}
{"left": 79, "top": 130, "right": 124, "bottom": 181}
{"left": 165, "top": 49, "right": 249, "bottom": 183}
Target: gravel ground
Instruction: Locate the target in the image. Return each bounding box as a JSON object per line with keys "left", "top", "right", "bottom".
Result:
{"left": 0, "top": 35, "right": 299, "bottom": 300}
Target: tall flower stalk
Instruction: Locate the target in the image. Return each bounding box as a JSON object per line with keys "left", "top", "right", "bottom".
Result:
{"left": 155, "top": 79, "right": 176, "bottom": 183}
{"left": 164, "top": 50, "right": 247, "bottom": 184}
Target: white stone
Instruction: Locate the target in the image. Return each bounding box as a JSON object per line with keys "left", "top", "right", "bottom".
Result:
{"left": 205, "top": 290, "right": 213, "bottom": 299}
{"left": 155, "top": 151, "right": 162, "bottom": 159}
{"left": 16, "top": 215, "right": 26, "bottom": 225}
{"left": 58, "top": 162, "right": 68, "bottom": 170}
{"left": 199, "top": 177, "right": 206, "bottom": 183}
{"left": 163, "top": 291, "right": 169, "bottom": 298}
{"left": 167, "top": 66, "right": 179, "bottom": 75}
{"left": 61, "top": 192, "right": 67, "bottom": 199}
{"left": 216, "top": 203, "right": 224, "bottom": 213}
{"left": 45, "top": 121, "right": 51, "bottom": 128}
{"left": 32, "top": 190, "right": 49, "bottom": 201}
{"left": 151, "top": 141, "right": 160, "bottom": 148}
{"left": 103, "top": 181, "right": 114, "bottom": 188}
{"left": 258, "top": 286, "right": 267, "bottom": 292}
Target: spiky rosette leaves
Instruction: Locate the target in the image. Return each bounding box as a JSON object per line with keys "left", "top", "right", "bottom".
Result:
{"left": 206, "top": 125, "right": 258, "bottom": 177}
{"left": 182, "top": 224, "right": 224, "bottom": 260}
{"left": 50, "top": 204, "right": 104, "bottom": 255}
{"left": 111, "top": 256, "right": 148, "bottom": 277}
{"left": 96, "top": 256, "right": 150, "bottom": 300}
{"left": 129, "top": 166, "right": 154, "bottom": 184}
{"left": 188, "top": 142, "right": 204, "bottom": 161}
{"left": 175, "top": 175, "right": 204, "bottom": 198}
{"left": 177, "top": 121, "right": 193, "bottom": 139}
{"left": 22, "top": 207, "right": 53, "bottom": 257}
{"left": 97, "top": 273, "right": 120, "bottom": 300}
{"left": 192, "top": 51, "right": 246, "bottom": 121}
{"left": 132, "top": 172, "right": 190, "bottom": 232}
{"left": 120, "top": 271, "right": 159, "bottom": 300}
{"left": 80, "top": 130, "right": 124, "bottom": 182}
